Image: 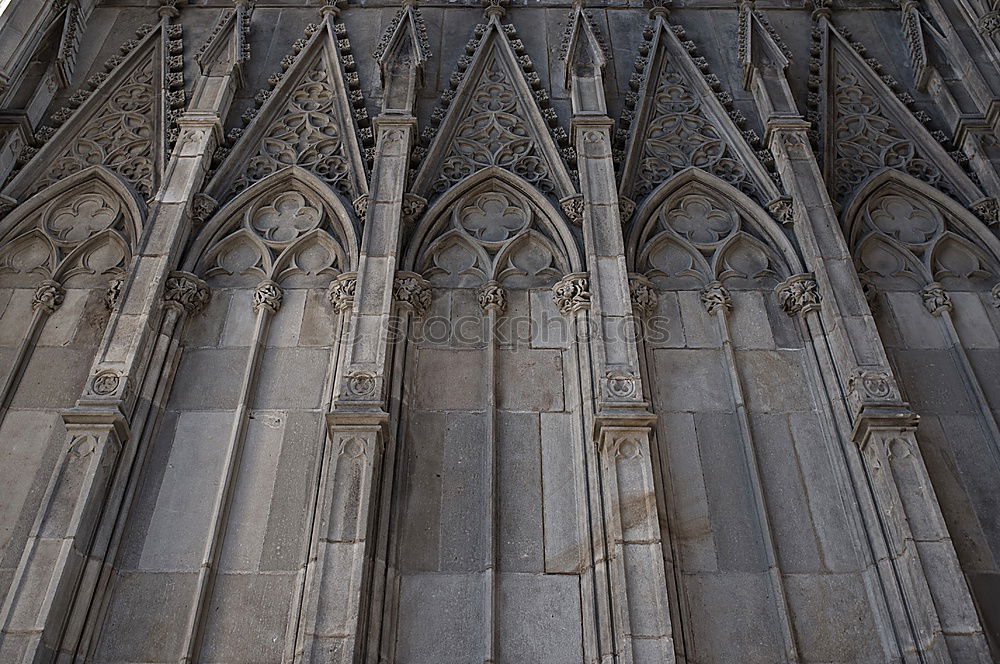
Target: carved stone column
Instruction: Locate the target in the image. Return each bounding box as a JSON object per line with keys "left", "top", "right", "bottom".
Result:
{"left": 0, "top": 280, "right": 65, "bottom": 424}
{"left": 0, "top": 5, "right": 247, "bottom": 660}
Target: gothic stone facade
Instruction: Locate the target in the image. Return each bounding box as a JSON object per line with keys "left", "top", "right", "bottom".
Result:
{"left": 2, "top": 0, "right": 1000, "bottom": 662}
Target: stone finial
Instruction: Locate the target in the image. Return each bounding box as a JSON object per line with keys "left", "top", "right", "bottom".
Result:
{"left": 552, "top": 273, "right": 591, "bottom": 316}
{"left": 477, "top": 280, "right": 507, "bottom": 314}
{"left": 329, "top": 273, "right": 357, "bottom": 313}
{"left": 252, "top": 280, "right": 283, "bottom": 314}
{"left": 646, "top": 0, "right": 670, "bottom": 20}
{"left": 700, "top": 281, "right": 732, "bottom": 315}
{"left": 776, "top": 273, "right": 821, "bottom": 317}
{"left": 321, "top": 0, "right": 347, "bottom": 19}
{"left": 32, "top": 280, "right": 65, "bottom": 314}
{"left": 484, "top": 0, "right": 509, "bottom": 20}
{"left": 920, "top": 282, "right": 952, "bottom": 316}
{"left": 164, "top": 271, "right": 211, "bottom": 315}
{"left": 393, "top": 272, "right": 432, "bottom": 316}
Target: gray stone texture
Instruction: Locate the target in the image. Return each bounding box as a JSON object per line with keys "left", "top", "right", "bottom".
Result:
{"left": 0, "top": 0, "right": 998, "bottom": 661}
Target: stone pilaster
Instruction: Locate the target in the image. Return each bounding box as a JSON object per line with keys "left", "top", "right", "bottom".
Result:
{"left": 566, "top": 10, "right": 675, "bottom": 659}
{"left": 0, "top": 5, "right": 244, "bottom": 659}
{"left": 298, "top": 7, "right": 424, "bottom": 657}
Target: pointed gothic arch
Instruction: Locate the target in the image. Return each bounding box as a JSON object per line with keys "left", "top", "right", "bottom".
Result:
{"left": 0, "top": 166, "right": 144, "bottom": 286}
{"left": 185, "top": 167, "right": 359, "bottom": 285}
{"left": 627, "top": 168, "right": 803, "bottom": 283}
{"left": 845, "top": 169, "right": 1000, "bottom": 289}
{"left": 405, "top": 167, "right": 582, "bottom": 279}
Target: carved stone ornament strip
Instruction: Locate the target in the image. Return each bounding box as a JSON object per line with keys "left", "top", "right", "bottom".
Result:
{"left": 252, "top": 280, "right": 283, "bottom": 314}
{"left": 552, "top": 273, "right": 590, "bottom": 316}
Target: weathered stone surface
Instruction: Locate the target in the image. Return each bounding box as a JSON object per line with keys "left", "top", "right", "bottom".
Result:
{"left": 0, "top": 0, "right": 998, "bottom": 661}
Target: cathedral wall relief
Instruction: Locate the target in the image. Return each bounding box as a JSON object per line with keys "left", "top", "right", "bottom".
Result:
{"left": 847, "top": 172, "right": 1000, "bottom": 653}
{"left": 0, "top": 0, "right": 1000, "bottom": 662}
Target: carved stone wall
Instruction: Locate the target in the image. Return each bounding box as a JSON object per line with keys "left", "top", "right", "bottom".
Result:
{"left": 1, "top": 0, "right": 1000, "bottom": 662}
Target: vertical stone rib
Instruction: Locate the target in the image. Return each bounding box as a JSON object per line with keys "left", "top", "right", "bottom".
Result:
{"left": 702, "top": 281, "right": 800, "bottom": 664}
{"left": 285, "top": 285, "right": 352, "bottom": 663}
{"left": 477, "top": 279, "right": 504, "bottom": 663}
{"left": 64, "top": 274, "right": 209, "bottom": 660}
{"left": 930, "top": 293, "right": 1000, "bottom": 470}
{"left": 179, "top": 280, "right": 280, "bottom": 663}
{"left": 0, "top": 281, "right": 63, "bottom": 426}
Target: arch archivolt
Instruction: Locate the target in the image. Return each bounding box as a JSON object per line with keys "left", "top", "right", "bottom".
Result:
{"left": 629, "top": 171, "right": 802, "bottom": 289}
{"left": 406, "top": 168, "right": 581, "bottom": 287}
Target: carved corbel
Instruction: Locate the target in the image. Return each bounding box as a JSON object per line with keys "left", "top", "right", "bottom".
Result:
{"left": 393, "top": 271, "right": 432, "bottom": 317}
{"left": 699, "top": 280, "right": 732, "bottom": 315}
{"left": 920, "top": 281, "right": 952, "bottom": 316}
{"left": 31, "top": 280, "right": 65, "bottom": 314}
{"left": 164, "top": 271, "right": 211, "bottom": 316}
{"left": 252, "top": 280, "right": 283, "bottom": 314}
{"left": 776, "top": 273, "right": 821, "bottom": 317}
{"left": 628, "top": 273, "right": 656, "bottom": 318}
{"left": 477, "top": 280, "right": 507, "bottom": 315}
{"left": 552, "top": 273, "right": 591, "bottom": 316}
{"left": 328, "top": 272, "right": 358, "bottom": 313}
